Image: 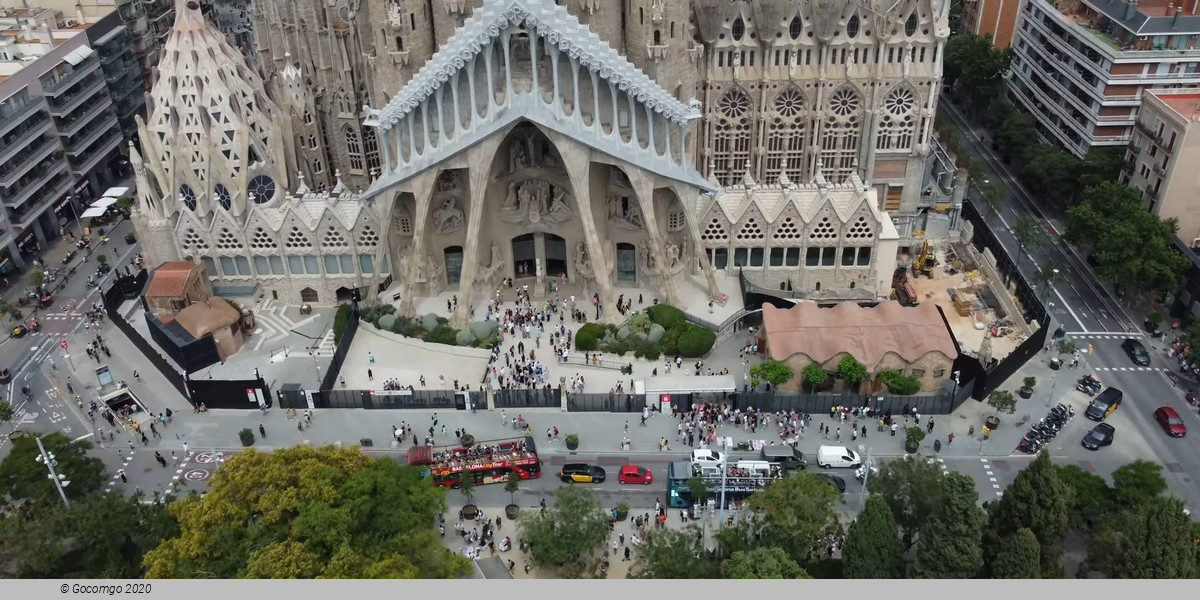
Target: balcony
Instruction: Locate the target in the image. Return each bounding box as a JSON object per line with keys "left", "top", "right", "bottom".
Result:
{"left": 69, "top": 132, "right": 121, "bottom": 177}
{"left": 42, "top": 57, "right": 101, "bottom": 97}
{"left": 65, "top": 120, "right": 119, "bottom": 157}
{"left": 56, "top": 96, "right": 113, "bottom": 138}
{"left": 0, "top": 118, "right": 51, "bottom": 166}
{"left": 0, "top": 100, "right": 42, "bottom": 139}
{"left": 647, "top": 44, "right": 669, "bottom": 62}
{"left": 0, "top": 137, "right": 56, "bottom": 187}
{"left": 6, "top": 176, "right": 70, "bottom": 227}
{"left": 48, "top": 75, "right": 107, "bottom": 117}
{"left": 1, "top": 159, "right": 67, "bottom": 209}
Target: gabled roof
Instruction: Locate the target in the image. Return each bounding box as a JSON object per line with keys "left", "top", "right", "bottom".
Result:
{"left": 147, "top": 261, "right": 201, "bottom": 298}
{"left": 761, "top": 302, "right": 958, "bottom": 368}
{"left": 367, "top": 0, "right": 700, "bottom": 131}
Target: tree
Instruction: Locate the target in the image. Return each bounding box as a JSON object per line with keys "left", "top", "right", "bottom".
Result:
{"left": 630, "top": 526, "right": 714, "bottom": 578}
{"left": 977, "top": 181, "right": 1004, "bottom": 224}
{"left": 1111, "top": 459, "right": 1167, "bottom": 506}
{"left": 801, "top": 363, "right": 828, "bottom": 391}
{"left": 1055, "top": 464, "right": 1113, "bottom": 531}
{"left": 95, "top": 253, "right": 108, "bottom": 268}
{"left": 871, "top": 455, "right": 946, "bottom": 550}
{"left": 997, "top": 111, "right": 1038, "bottom": 158}
{"left": 0, "top": 400, "right": 13, "bottom": 430}
{"left": 0, "top": 433, "right": 105, "bottom": 507}
{"left": 986, "top": 389, "right": 1017, "bottom": 417}
{"left": 720, "top": 547, "right": 810, "bottom": 579}
{"left": 984, "top": 451, "right": 1071, "bottom": 578}
{"left": 504, "top": 472, "right": 521, "bottom": 506}
{"left": 0, "top": 493, "right": 178, "bottom": 578}
{"left": 1012, "top": 215, "right": 1045, "bottom": 270}
{"left": 686, "top": 476, "right": 710, "bottom": 508}
{"left": 1020, "top": 144, "right": 1085, "bottom": 210}
{"left": 1055, "top": 338, "right": 1077, "bottom": 356}
{"left": 115, "top": 196, "right": 135, "bottom": 213}
{"left": 749, "top": 359, "right": 794, "bottom": 389}
{"left": 841, "top": 494, "right": 902, "bottom": 578}
{"left": 743, "top": 471, "right": 839, "bottom": 564}
{"left": 1065, "top": 181, "right": 1190, "bottom": 297}
{"left": 912, "top": 473, "right": 986, "bottom": 578}
{"left": 27, "top": 270, "right": 43, "bottom": 289}
{"left": 518, "top": 484, "right": 609, "bottom": 576}
{"left": 141, "top": 446, "right": 468, "bottom": 578}
{"left": 944, "top": 34, "right": 1011, "bottom": 115}
{"left": 458, "top": 474, "right": 476, "bottom": 508}
{"left": 991, "top": 528, "right": 1042, "bottom": 579}
{"left": 1113, "top": 496, "right": 1198, "bottom": 578}
{"left": 835, "top": 355, "right": 868, "bottom": 390}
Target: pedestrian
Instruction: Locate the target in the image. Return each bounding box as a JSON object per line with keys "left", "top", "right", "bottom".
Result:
{"left": 947, "top": 433, "right": 955, "bottom": 445}
{"left": 890, "top": 423, "right": 897, "bottom": 436}
{"left": 439, "top": 525, "right": 446, "bottom": 539}
{"left": 969, "top": 424, "right": 975, "bottom": 437}
{"left": 367, "top": 369, "right": 373, "bottom": 381}
{"left": 155, "top": 451, "right": 167, "bottom": 467}
{"left": 552, "top": 426, "right": 559, "bottom": 440}
{"left": 259, "top": 424, "right": 266, "bottom": 438}
{"left": 368, "top": 352, "right": 376, "bottom": 364}
{"left": 140, "top": 432, "right": 148, "bottom": 446}
{"left": 340, "top": 376, "right": 346, "bottom": 387}
{"left": 547, "top": 427, "right": 553, "bottom": 441}
{"left": 149, "top": 421, "right": 159, "bottom": 438}
{"left": 927, "top": 417, "right": 934, "bottom": 433}
{"left": 835, "top": 427, "right": 841, "bottom": 442}
{"left": 861, "top": 425, "right": 867, "bottom": 439}
{"left": 118, "top": 469, "right": 127, "bottom": 483}
{"left": 182, "top": 441, "right": 189, "bottom": 455}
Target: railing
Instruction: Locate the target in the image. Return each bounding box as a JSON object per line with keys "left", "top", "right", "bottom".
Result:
{"left": 8, "top": 177, "right": 70, "bottom": 225}
{"left": 0, "top": 118, "right": 51, "bottom": 166}
{"left": 0, "top": 138, "right": 55, "bottom": 186}
{"left": 48, "top": 75, "right": 107, "bottom": 117}
{"left": 56, "top": 96, "right": 112, "bottom": 137}
{"left": 0, "top": 100, "right": 41, "bottom": 140}
{"left": 69, "top": 131, "right": 121, "bottom": 175}
{"left": 42, "top": 56, "right": 100, "bottom": 96}
{"left": 66, "top": 120, "right": 118, "bottom": 156}
{"left": 2, "top": 161, "right": 66, "bottom": 208}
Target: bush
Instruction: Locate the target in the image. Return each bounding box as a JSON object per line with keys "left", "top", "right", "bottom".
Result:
{"left": 647, "top": 323, "right": 666, "bottom": 344}
{"left": 379, "top": 305, "right": 397, "bottom": 315}
{"left": 878, "top": 370, "right": 921, "bottom": 395}
{"left": 455, "top": 329, "right": 477, "bottom": 346}
{"left": 628, "top": 313, "right": 652, "bottom": 334}
{"left": 676, "top": 324, "right": 716, "bottom": 358}
{"left": 469, "top": 320, "right": 499, "bottom": 341}
{"left": 802, "top": 363, "right": 829, "bottom": 391}
{"left": 332, "top": 304, "right": 352, "bottom": 343}
{"left": 616, "top": 325, "right": 632, "bottom": 341}
{"left": 359, "top": 306, "right": 379, "bottom": 324}
{"left": 420, "top": 313, "right": 441, "bottom": 332}
{"left": 639, "top": 344, "right": 662, "bottom": 361}
{"left": 426, "top": 325, "right": 460, "bottom": 346}
{"left": 647, "top": 304, "right": 687, "bottom": 330}
{"left": 659, "top": 326, "right": 681, "bottom": 355}
{"left": 575, "top": 323, "right": 606, "bottom": 351}
{"left": 238, "top": 428, "right": 255, "bottom": 446}
{"left": 376, "top": 314, "right": 397, "bottom": 332}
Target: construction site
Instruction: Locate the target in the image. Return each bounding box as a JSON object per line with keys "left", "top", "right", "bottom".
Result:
{"left": 892, "top": 239, "right": 1038, "bottom": 366}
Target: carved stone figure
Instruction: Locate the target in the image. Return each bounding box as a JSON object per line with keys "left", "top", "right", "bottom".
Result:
{"left": 432, "top": 196, "right": 464, "bottom": 233}
{"left": 501, "top": 179, "right": 575, "bottom": 225}
{"left": 475, "top": 241, "right": 505, "bottom": 286}
{"left": 386, "top": 1, "right": 403, "bottom": 28}
{"left": 426, "top": 253, "right": 445, "bottom": 293}
{"left": 437, "top": 170, "right": 458, "bottom": 192}
{"left": 574, "top": 241, "right": 595, "bottom": 281}
{"left": 607, "top": 196, "right": 645, "bottom": 231}
{"left": 509, "top": 137, "right": 530, "bottom": 173}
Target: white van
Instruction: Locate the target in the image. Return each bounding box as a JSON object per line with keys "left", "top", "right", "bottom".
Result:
{"left": 816, "top": 445, "right": 862, "bottom": 469}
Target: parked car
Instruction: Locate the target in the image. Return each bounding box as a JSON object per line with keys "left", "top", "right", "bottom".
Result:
{"left": 815, "top": 473, "right": 847, "bottom": 493}
{"left": 1081, "top": 423, "right": 1115, "bottom": 450}
{"left": 618, "top": 465, "right": 653, "bottom": 485}
{"left": 761, "top": 445, "right": 807, "bottom": 471}
{"left": 1154, "top": 406, "right": 1187, "bottom": 437}
{"left": 1122, "top": 338, "right": 1151, "bottom": 366}
{"left": 559, "top": 463, "right": 605, "bottom": 484}
{"left": 690, "top": 448, "right": 724, "bottom": 466}
{"left": 1085, "top": 388, "right": 1123, "bottom": 421}
{"left": 816, "top": 445, "right": 862, "bottom": 469}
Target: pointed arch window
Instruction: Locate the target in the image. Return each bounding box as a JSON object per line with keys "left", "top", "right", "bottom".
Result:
{"left": 877, "top": 87, "right": 917, "bottom": 151}
{"left": 363, "top": 127, "right": 380, "bottom": 174}
{"left": 732, "top": 17, "right": 745, "bottom": 41}
{"left": 345, "top": 125, "right": 364, "bottom": 171}
{"left": 789, "top": 16, "right": 802, "bottom": 40}
{"left": 712, "top": 88, "right": 753, "bottom": 187}
{"left": 765, "top": 87, "right": 808, "bottom": 184}
{"left": 905, "top": 13, "right": 918, "bottom": 37}
{"left": 847, "top": 15, "right": 860, "bottom": 39}
{"left": 820, "top": 87, "right": 863, "bottom": 184}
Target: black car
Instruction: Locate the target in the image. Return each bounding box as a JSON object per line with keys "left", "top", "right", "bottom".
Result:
{"left": 1085, "top": 388, "right": 1123, "bottom": 421}
{"left": 559, "top": 463, "right": 606, "bottom": 484}
{"left": 1122, "top": 339, "right": 1151, "bottom": 366}
{"left": 1082, "top": 423, "right": 1115, "bottom": 450}
{"left": 816, "top": 473, "right": 847, "bottom": 493}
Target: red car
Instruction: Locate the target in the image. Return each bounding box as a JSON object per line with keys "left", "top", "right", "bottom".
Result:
{"left": 1154, "top": 406, "right": 1187, "bottom": 437}
{"left": 618, "top": 465, "right": 653, "bottom": 485}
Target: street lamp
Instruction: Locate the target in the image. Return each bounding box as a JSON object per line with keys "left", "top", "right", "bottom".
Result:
{"left": 34, "top": 435, "right": 71, "bottom": 507}
{"left": 951, "top": 371, "right": 961, "bottom": 401}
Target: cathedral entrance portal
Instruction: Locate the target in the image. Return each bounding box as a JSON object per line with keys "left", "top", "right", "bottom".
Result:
{"left": 616, "top": 243, "right": 637, "bottom": 284}
{"left": 545, "top": 234, "right": 567, "bottom": 278}
{"left": 512, "top": 234, "right": 536, "bottom": 278}
{"left": 444, "top": 246, "right": 464, "bottom": 284}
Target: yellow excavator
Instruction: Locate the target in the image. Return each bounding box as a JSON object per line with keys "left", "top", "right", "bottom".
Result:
{"left": 913, "top": 240, "right": 936, "bottom": 278}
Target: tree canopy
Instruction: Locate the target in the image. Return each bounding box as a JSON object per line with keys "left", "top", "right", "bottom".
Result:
{"left": 871, "top": 455, "right": 945, "bottom": 549}
{"left": 841, "top": 493, "right": 903, "bottom": 578}
{"left": 911, "top": 472, "right": 986, "bottom": 578}
{"left": 944, "top": 34, "right": 1011, "bottom": 115}
{"left": 141, "top": 446, "right": 467, "bottom": 578}
{"left": 743, "top": 471, "right": 840, "bottom": 564}
{"left": 720, "top": 547, "right": 810, "bottom": 579}
{"left": 984, "top": 451, "right": 1070, "bottom": 578}
{"left": 518, "top": 484, "right": 610, "bottom": 576}
{"left": 630, "top": 526, "right": 713, "bottom": 579}
{"left": 1111, "top": 460, "right": 1168, "bottom": 506}
{"left": 0, "top": 433, "right": 105, "bottom": 507}
{"left": 749, "top": 359, "right": 794, "bottom": 388}
{"left": 1113, "top": 496, "right": 1198, "bottom": 579}
{"left": 1065, "top": 181, "right": 1190, "bottom": 296}
{"left": 991, "top": 528, "right": 1042, "bottom": 579}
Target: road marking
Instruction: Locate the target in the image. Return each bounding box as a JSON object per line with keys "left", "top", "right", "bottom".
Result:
{"left": 72, "top": 433, "right": 94, "bottom": 442}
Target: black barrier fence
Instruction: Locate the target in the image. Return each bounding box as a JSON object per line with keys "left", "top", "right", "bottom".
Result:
{"left": 144, "top": 311, "right": 220, "bottom": 373}
{"left": 186, "top": 377, "right": 272, "bottom": 410}
{"left": 734, "top": 391, "right": 958, "bottom": 415}
{"left": 102, "top": 272, "right": 189, "bottom": 401}
{"left": 275, "top": 387, "right": 462, "bottom": 410}
{"left": 566, "top": 393, "right": 643, "bottom": 413}
{"left": 321, "top": 304, "right": 360, "bottom": 391}
{"left": 494, "top": 388, "right": 559, "bottom": 409}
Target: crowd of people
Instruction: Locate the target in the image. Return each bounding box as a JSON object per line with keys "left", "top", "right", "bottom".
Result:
{"left": 431, "top": 438, "right": 531, "bottom": 465}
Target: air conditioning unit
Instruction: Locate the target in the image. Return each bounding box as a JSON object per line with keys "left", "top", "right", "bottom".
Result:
{"left": 62, "top": 18, "right": 76, "bottom": 27}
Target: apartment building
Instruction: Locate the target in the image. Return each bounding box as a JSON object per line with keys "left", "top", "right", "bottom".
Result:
{"left": 1008, "top": 0, "right": 1200, "bottom": 158}
{"left": 961, "top": 0, "right": 1024, "bottom": 47}
{"left": 1122, "top": 88, "right": 1200, "bottom": 242}
{"left": 0, "top": 5, "right": 124, "bottom": 272}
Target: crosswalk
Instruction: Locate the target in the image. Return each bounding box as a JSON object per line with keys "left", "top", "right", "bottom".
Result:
{"left": 1092, "top": 366, "right": 1166, "bottom": 373}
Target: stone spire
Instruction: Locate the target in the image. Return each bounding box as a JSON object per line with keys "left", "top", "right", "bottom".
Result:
{"left": 279, "top": 52, "right": 307, "bottom": 113}
{"left": 139, "top": 0, "right": 290, "bottom": 220}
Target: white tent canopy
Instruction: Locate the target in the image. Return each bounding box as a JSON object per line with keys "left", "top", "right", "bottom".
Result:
{"left": 102, "top": 186, "right": 129, "bottom": 197}
{"left": 90, "top": 197, "right": 118, "bottom": 208}
{"left": 80, "top": 206, "right": 108, "bottom": 218}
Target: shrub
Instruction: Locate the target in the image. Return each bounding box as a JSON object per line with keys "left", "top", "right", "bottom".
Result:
{"left": 836, "top": 355, "right": 868, "bottom": 387}
{"left": 575, "top": 323, "right": 606, "bottom": 351}
{"left": 455, "top": 329, "right": 477, "bottom": 346}
{"left": 426, "top": 325, "right": 460, "bottom": 346}
{"left": 332, "top": 304, "right": 352, "bottom": 343}
{"left": 802, "top": 363, "right": 829, "bottom": 391}
{"left": 647, "top": 323, "right": 666, "bottom": 344}
{"left": 616, "top": 325, "right": 632, "bottom": 341}
{"left": 659, "top": 326, "right": 681, "bottom": 355}
{"left": 397, "top": 317, "right": 425, "bottom": 337}
{"left": 628, "top": 313, "right": 652, "bottom": 334}
{"left": 606, "top": 340, "right": 630, "bottom": 356}
{"left": 379, "top": 305, "right": 397, "bottom": 315}
{"left": 647, "top": 304, "right": 687, "bottom": 330}
{"left": 376, "top": 314, "right": 397, "bottom": 332}
{"left": 359, "top": 306, "right": 379, "bottom": 324}
{"left": 878, "top": 370, "right": 921, "bottom": 395}
{"left": 420, "top": 313, "right": 441, "bottom": 332}
{"left": 749, "top": 359, "right": 795, "bottom": 388}
{"left": 676, "top": 324, "right": 716, "bottom": 357}
{"left": 238, "top": 428, "right": 255, "bottom": 446}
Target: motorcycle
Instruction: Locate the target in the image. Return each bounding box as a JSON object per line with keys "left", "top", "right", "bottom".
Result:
{"left": 1076, "top": 375, "right": 1102, "bottom": 396}
{"left": 26, "top": 318, "right": 40, "bottom": 333}
{"left": 1186, "top": 391, "right": 1199, "bottom": 408}
{"left": 61, "top": 250, "right": 76, "bottom": 264}
{"left": 854, "top": 464, "right": 878, "bottom": 483}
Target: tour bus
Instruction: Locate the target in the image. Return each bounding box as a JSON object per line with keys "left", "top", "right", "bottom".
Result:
{"left": 665, "top": 459, "right": 783, "bottom": 509}
{"left": 406, "top": 435, "right": 541, "bottom": 488}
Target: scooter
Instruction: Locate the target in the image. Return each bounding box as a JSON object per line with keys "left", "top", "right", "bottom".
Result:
{"left": 1076, "top": 375, "right": 1102, "bottom": 396}
{"left": 1186, "top": 391, "right": 1199, "bottom": 408}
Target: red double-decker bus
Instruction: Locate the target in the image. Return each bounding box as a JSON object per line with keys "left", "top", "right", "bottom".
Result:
{"left": 406, "top": 436, "right": 541, "bottom": 488}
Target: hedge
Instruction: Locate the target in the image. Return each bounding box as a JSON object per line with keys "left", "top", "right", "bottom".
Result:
{"left": 332, "top": 304, "right": 352, "bottom": 343}
{"left": 676, "top": 324, "right": 716, "bottom": 358}
{"left": 575, "top": 323, "right": 606, "bottom": 351}
{"left": 647, "top": 304, "right": 688, "bottom": 330}
{"left": 878, "top": 370, "right": 922, "bottom": 395}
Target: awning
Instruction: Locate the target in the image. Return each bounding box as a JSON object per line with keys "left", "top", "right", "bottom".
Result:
{"left": 80, "top": 206, "right": 108, "bottom": 218}
{"left": 103, "top": 187, "right": 129, "bottom": 197}
{"left": 90, "top": 197, "right": 118, "bottom": 208}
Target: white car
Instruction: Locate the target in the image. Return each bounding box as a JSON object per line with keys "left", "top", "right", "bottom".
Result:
{"left": 690, "top": 448, "right": 725, "bottom": 465}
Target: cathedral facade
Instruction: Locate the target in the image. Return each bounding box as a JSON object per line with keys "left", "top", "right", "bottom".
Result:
{"left": 245, "top": 0, "right": 954, "bottom": 243}
{"left": 133, "top": 0, "right": 915, "bottom": 316}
